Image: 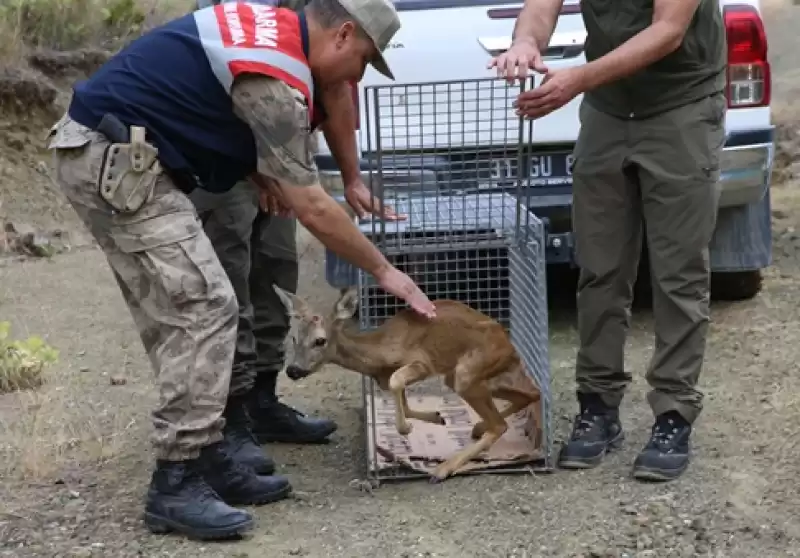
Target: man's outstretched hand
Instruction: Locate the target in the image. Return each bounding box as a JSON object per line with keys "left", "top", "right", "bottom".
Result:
{"left": 375, "top": 265, "right": 436, "bottom": 319}
{"left": 344, "top": 179, "right": 406, "bottom": 221}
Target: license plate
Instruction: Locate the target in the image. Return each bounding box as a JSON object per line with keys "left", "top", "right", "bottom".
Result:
{"left": 485, "top": 152, "right": 574, "bottom": 187}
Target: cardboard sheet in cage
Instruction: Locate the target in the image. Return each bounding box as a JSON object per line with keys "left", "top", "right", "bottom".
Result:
{"left": 365, "top": 387, "right": 544, "bottom": 478}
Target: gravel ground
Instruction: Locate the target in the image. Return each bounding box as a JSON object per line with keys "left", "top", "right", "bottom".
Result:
{"left": 2, "top": 2, "right": 800, "bottom": 557}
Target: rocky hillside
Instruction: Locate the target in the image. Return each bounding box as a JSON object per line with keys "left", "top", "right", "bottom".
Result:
{"left": 0, "top": 0, "right": 185, "bottom": 231}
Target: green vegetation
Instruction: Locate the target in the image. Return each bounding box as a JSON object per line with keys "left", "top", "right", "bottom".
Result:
{"left": 0, "top": 0, "right": 185, "bottom": 61}
{"left": 0, "top": 321, "right": 58, "bottom": 393}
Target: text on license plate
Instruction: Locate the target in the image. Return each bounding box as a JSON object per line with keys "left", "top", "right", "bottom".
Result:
{"left": 489, "top": 152, "right": 574, "bottom": 186}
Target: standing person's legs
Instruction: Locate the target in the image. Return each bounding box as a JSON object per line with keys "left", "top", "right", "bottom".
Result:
{"left": 558, "top": 101, "right": 641, "bottom": 469}
{"left": 247, "top": 213, "right": 338, "bottom": 444}
{"left": 50, "top": 119, "right": 290, "bottom": 540}
{"left": 191, "top": 181, "right": 277, "bottom": 474}
{"left": 630, "top": 92, "right": 725, "bottom": 481}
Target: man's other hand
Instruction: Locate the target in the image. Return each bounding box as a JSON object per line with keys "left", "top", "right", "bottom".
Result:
{"left": 344, "top": 178, "right": 406, "bottom": 221}
{"left": 514, "top": 66, "right": 586, "bottom": 119}
{"left": 488, "top": 38, "right": 549, "bottom": 84}
{"left": 257, "top": 178, "right": 294, "bottom": 218}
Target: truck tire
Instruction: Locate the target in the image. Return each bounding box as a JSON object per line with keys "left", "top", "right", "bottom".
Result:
{"left": 710, "top": 270, "right": 763, "bottom": 301}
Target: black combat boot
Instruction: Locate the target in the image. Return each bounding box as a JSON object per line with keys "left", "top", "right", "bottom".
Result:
{"left": 632, "top": 411, "right": 692, "bottom": 482}
{"left": 197, "top": 441, "right": 292, "bottom": 506}
{"left": 558, "top": 393, "right": 624, "bottom": 469}
{"left": 144, "top": 460, "right": 253, "bottom": 540}
{"left": 248, "top": 373, "right": 338, "bottom": 444}
{"left": 223, "top": 396, "right": 276, "bottom": 475}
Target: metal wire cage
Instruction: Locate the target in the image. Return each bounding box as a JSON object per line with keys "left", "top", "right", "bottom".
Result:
{"left": 344, "top": 77, "right": 553, "bottom": 481}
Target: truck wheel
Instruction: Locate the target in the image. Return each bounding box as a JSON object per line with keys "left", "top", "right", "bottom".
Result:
{"left": 710, "top": 270, "right": 763, "bottom": 301}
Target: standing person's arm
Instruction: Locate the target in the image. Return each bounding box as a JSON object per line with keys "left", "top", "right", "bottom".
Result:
{"left": 231, "top": 74, "right": 436, "bottom": 318}
{"left": 514, "top": 0, "right": 705, "bottom": 119}
{"left": 511, "top": 0, "right": 565, "bottom": 52}
{"left": 319, "top": 82, "right": 402, "bottom": 221}
{"left": 319, "top": 83, "right": 360, "bottom": 190}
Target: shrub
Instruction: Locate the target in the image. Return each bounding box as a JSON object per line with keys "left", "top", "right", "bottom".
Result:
{"left": 1, "top": 0, "right": 146, "bottom": 50}
{"left": 0, "top": 321, "right": 59, "bottom": 393}
{"left": 0, "top": 0, "right": 185, "bottom": 62}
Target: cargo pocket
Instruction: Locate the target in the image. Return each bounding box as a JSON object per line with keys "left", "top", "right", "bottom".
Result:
{"left": 110, "top": 211, "right": 216, "bottom": 308}
{"left": 667, "top": 94, "right": 725, "bottom": 184}
{"left": 698, "top": 94, "right": 726, "bottom": 183}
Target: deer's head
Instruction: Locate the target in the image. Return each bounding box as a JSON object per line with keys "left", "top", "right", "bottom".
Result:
{"left": 273, "top": 286, "right": 359, "bottom": 380}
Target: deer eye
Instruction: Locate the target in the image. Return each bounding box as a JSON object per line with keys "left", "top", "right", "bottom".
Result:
{"left": 313, "top": 338, "right": 327, "bottom": 348}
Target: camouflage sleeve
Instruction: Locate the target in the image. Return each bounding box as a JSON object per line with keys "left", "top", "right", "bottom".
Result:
{"left": 231, "top": 74, "right": 318, "bottom": 187}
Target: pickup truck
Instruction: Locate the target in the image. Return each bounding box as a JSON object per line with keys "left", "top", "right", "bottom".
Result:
{"left": 317, "top": 0, "right": 775, "bottom": 302}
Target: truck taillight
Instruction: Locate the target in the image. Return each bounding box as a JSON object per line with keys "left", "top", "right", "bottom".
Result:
{"left": 724, "top": 5, "right": 771, "bottom": 108}
{"left": 350, "top": 81, "right": 360, "bottom": 129}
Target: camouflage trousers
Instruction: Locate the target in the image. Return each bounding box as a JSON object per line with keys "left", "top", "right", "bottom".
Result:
{"left": 49, "top": 117, "right": 238, "bottom": 461}
{"left": 190, "top": 181, "right": 298, "bottom": 398}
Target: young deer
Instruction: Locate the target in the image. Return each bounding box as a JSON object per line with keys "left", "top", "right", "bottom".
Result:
{"left": 273, "top": 286, "right": 542, "bottom": 483}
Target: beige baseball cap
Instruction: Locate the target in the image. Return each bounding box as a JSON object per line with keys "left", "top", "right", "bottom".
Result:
{"left": 337, "top": 0, "right": 401, "bottom": 80}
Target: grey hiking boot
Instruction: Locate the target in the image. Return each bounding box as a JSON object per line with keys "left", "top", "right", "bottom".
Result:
{"left": 632, "top": 411, "right": 692, "bottom": 482}
{"left": 558, "top": 394, "right": 624, "bottom": 469}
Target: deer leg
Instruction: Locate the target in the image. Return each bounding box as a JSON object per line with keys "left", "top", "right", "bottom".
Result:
{"left": 471, "top": 387, "right": 540, "bottom": 440}
{"left": 400, "top": 390, "right": 447, "bottom": 426}
{"left": 388, "top": 362, "right": 433, "bottom": 436}
{"left": 430, "top": 386, "right": 507, "bottom": 483}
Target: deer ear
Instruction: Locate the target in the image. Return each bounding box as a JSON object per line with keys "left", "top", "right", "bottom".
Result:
{"left": 335, "top": 287, "right": 359, "bottom": 320}
{"left": 273, "top": 285, "right": 304, "bottom": 317}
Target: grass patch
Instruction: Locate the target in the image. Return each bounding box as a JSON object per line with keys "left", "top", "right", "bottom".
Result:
{"left": 0, "top": 321, "right": 59, "bottom": 393}
{"left": 0, "top": 0, "right": 188, "bottom": 63}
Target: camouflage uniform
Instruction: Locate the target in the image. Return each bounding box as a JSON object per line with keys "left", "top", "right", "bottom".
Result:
{"left": 49, "top": 115, "right": 238, "bottom": 461}
{"left": 46, "top": 76, "right": 320, "bottom": 536}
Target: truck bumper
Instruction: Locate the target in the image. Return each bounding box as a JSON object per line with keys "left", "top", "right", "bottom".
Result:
{"left": 317, "top": 128, "right": 775, "bottom": 285}
{"left": 717, "top": 129, "right": 775, "bottom": 209}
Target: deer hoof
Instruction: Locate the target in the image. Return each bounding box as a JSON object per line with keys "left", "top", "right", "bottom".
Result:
{"left": 429, "top": 464, "right": 453, "bottom": 484}
{"left": 471, "top": 421, "right": 486, "bottom": 439}
{"left": 396, "top": 422, "right": 413, "bottom": 436}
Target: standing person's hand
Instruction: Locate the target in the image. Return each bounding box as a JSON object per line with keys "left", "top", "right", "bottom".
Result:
{"left": 513, "top": 67, "right": 586, "bottom": 120}
{"left": 487, "top": 38, "right": 549, "bottom": 83}
{"left": 374, "top": 265, "right": 436, "bottom": 319}
{"left": 344, "top": 178, "right": 406, "bottom": 221}
{"left": 257, "top": 179, "right": 294, "bottom": 218}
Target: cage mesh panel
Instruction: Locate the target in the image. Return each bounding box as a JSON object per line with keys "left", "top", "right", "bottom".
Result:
{"left": 508, "top": 230, "right": 552, "bottom": 468}
{"left": 357, "top": 194, "right": 520, "bottom": 329}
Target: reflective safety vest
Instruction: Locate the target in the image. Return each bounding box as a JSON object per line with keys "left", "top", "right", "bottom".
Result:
{"left": 195, "top": 3, "right": 313, "bottom": 111}
{"left": 68, "top": 4, "right": 315, "bottom": 193}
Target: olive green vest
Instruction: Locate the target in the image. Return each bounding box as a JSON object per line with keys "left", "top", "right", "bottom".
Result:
{"left": 581, "top": 0, "right": 727, "bottom": 119}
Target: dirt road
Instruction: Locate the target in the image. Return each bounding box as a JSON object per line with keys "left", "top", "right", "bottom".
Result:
{"left": 2, "top": 2, "right": 800, "bottom": 557}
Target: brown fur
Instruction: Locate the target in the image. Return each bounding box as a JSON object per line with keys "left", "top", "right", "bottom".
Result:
{"left": 275, "top": 287, "right": 542, "bottom": 482}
